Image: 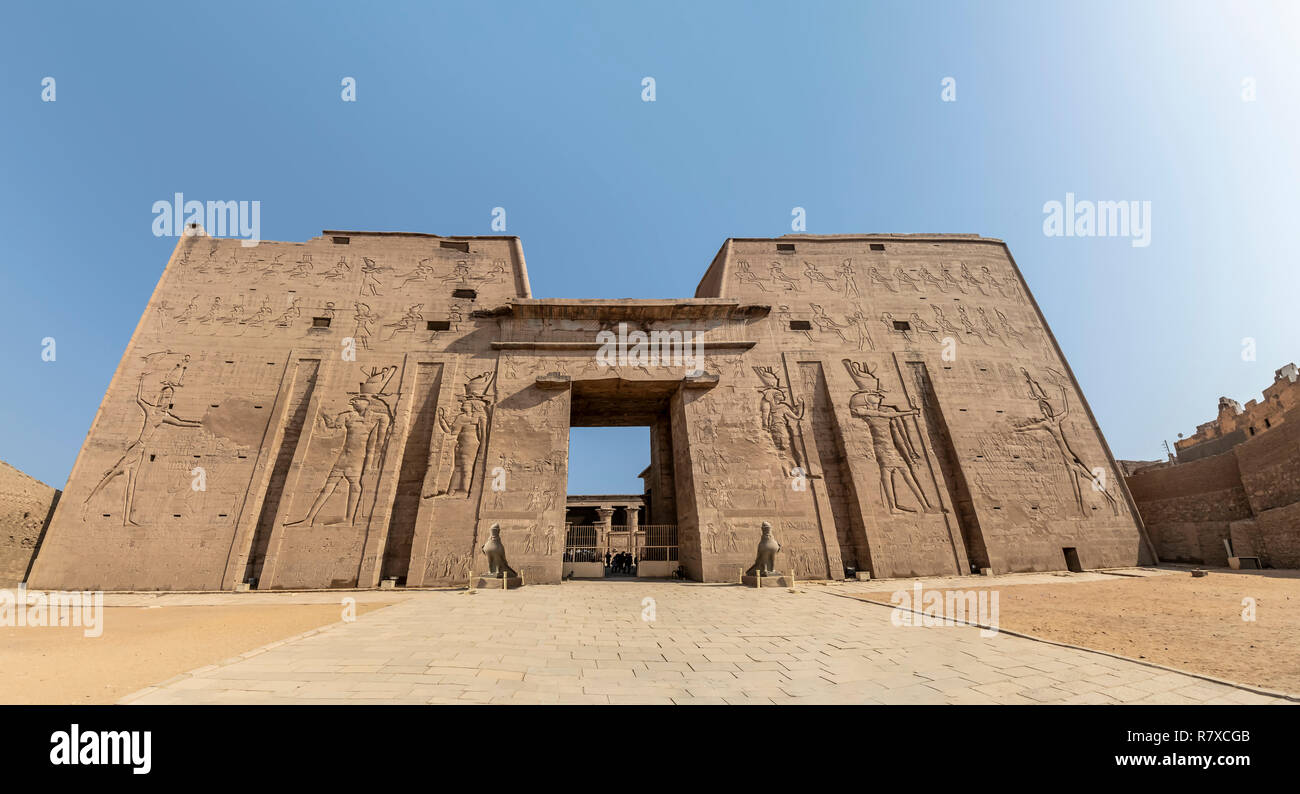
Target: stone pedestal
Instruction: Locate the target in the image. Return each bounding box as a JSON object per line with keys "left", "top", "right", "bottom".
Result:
{"left": 742, "top": 573, "right": 794, "bottom": 588}
{"left": 471, "top": 575, "right": 523, "bottom": 590}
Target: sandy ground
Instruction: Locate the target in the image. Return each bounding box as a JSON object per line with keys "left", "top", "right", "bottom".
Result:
{"left": 857, "top": 568, "right": 1300, "bottom": 695}
{"left": 0, "top": 602, "right": 392, "bottom": 704}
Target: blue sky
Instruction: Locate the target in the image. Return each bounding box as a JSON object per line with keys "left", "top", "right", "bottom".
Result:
{"left": 1, "top": 0, "right": 1297, "bottom": 493}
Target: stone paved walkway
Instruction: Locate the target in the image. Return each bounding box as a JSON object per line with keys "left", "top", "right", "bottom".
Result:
{"left": 123, "top": 581, "right": 1289, "bottom": 705}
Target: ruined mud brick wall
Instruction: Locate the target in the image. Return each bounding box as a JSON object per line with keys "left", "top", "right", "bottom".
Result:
{"left": 1229, "top": 406, "right": 1300, "bottom": 567}
{"left": 1176, "top": 364, "right": 1298, "bottom": 462}
{"left": 26, "top": 231, "right": 1152, "bottom": 590}
{"left": 0, "top": 460, "right": 59, "bottom": 586}
{"left": 1124, "top": 453, "right": 1252, "bottom": 566}
{"left": 1127, "top": 389, "right": 1300, "bottom": 568}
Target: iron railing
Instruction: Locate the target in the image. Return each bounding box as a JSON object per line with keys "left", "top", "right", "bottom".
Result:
{"left": 638, "top": 524, "right": 679, "bottom": 561}
{"left": 563, "top": 523, "right": 601, "bottom": 563}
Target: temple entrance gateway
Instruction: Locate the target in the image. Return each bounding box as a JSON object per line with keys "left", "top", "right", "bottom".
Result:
{"left": 26, "top": 232, "right": 1154, "bottom": 592}
{"left": 562, "top": 377, "right": 685, "bottom": 579}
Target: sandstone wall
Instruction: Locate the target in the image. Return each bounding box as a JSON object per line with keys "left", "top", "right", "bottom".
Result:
{"left": 0, "top": 460, "right": 59, "bottom": 586}
{"left": 28, "top": 231, "right": 526, "bottom": 590}
{"left": 27, "top": 231, "right": 1151, "bottom": 590}
{"left": 694, "top": 235, "right": 1152, "bottom": 578}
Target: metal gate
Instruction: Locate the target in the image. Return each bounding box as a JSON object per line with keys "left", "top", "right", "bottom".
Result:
{"left": 638, "top": 524, "right": 679, "bottom": 562}
{"left": 563, "top": 524, "right": 600, "bottom": 563}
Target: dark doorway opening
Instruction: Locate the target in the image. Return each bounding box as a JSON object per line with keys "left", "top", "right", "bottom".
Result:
{"left": 1062, "top": 547, "right": 1083, "bottom": 572}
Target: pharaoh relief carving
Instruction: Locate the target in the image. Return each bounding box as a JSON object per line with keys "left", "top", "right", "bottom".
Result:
{"left": 808, "top": 304, "right": 849, "bottom": 342}
{"left": 285, "top": 366, "right": 396, "bottom": 527}
{"left": 1012, "top": 368, "right": 1120, "bottom": 517}
{"left": 734, "top": 261, "right": 767, "bottom": 292}
{"left": 82, "top": 353, "right": 203, "bottom": 526}
{"left": 358, "top": 257, "right": 385, "bottom": 296}
{"left": 752, "top": 366, "right": 807, "bottom": 477}
{"left": 352, "top": 302, "right": 381, "bottom": 350}
{"left": 838, "top": 259, "right": 860, "bottom": 297}
{"left": 397, "top": 259, "right": 438, "bottom": 289}
{"left": 843, "top": 359, "right": 939, "bottom": 515}
{"left": 786, "top": 531, "right": 817, "bottom": 578}
{"left": 802, "top": 261, "right": 837, "bottom": 291}
{"left": 436, "top": 549, "right": 473, "bottom": 579}
{"left": 768, "top": 262, "right": 800, "bottom": 291}
{"left": 382, "top": 304, "right": 424, "bottom": 341}
{"left": 423, "top": 371, "right": 495, "bottom": 499}
{"left": 322, "top": 256, "right": 352, "bottom": 281}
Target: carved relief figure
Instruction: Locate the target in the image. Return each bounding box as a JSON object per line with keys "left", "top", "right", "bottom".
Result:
{"left": 478, "top": 259, "right": 507, "bottom": 284}
{"left": 975, "top": 307, "right": 1005, "bottom": 346}
{"left": 382, "top": 303, "right": 424, "bottom": 340}
{"left": 777, "top": 305, "right": 812, "bottom": 343}
{"left": 940, "top": 266, "right": 966, "bottom": 294}
{"left": 218, "top": 303, "right": 244, "bottom": 329}
{"left": 995, "top": 308, "right": 1025, "bottom": 347}
{"left": 735, "top": 260, "right": 768, "bottom": 291}
{"left": 441, "top": 261, "right": 472, "bottom": 285}
{"left": 869, "top": 266, "right": 896, "bottom": 293}
{"left": 83, "top": 365, "right": 204, "bottom": 526}
{"left": 960, "top": 263, "right": 987, "bottom": 295}
{"left": 352, "top": 302, "right": 380, "bottom": 350}
{"left": 172, "top": 296, "right": 198, "bottom": 324}
{"left": 791, "top": 532, "right": 814, "bottom": 577}
{"left": 525, "top": 482, "right": 552, "bottom": 511}
{"left": 285, "top": 367, "right": 395, "bottom": 527}
{"left": 436, "top": 399, "right": 487, "bottom": 496}
{"left": 768, "top": 262, "right": 799, "bottom": 291}
{"left": 323, "top": 256, "right": 351, "bottom": 280}
{"left": 908, "top": 312, "right": 941, "bottom": 343}
{"left": 724, "top": 522, "right": 740, "bottom": 552}
{"left": 274, "top": 297, "right": 302, "bottom": 328}
{"left": 359, "top": 257, "right": 384, "bottom": 296}
{"left": 288, "top": 253, "right": 314, "bottom": 278}
{"left": 843, "top": 359, "right": 937, "bottom": 515}
{"left": 244, "top": 298, "right": 274, "bottom": 329}
{"left": 753, "top": 366, "right": 807, "bottom": 475}
{"left": 398, "top": 259, "right": 437, "bottom": 288}
{"left": 196, "top": 297, "right": 223, "bottom": 325}
{"left": 1012, "top": 369, "right": 1120, "bottom": 517}
{"left": 918, "top": 266, "right": 946, "bottom": 293}
{"left": 955, "top": 305, "right": 987, "bottom": 345}
{"left": 838, "top": 259, "right": 860, "bottom": 298}
{"left": 802, "top": 261, "right": 837, "bottom": 291}
{"left": 896, "top": 267, "right": 920, "bottom": 292}
{"left": 424, "top": 371, "right": 495, "bottom": 498}
{"left": 930, "top": 305, "right": 961, "bottom": 337}
{"left": 809, "top": 303, "right": 849, "bottom": 342}
{"left": 881, "top": 312, "right": 912, "bottom": 343}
